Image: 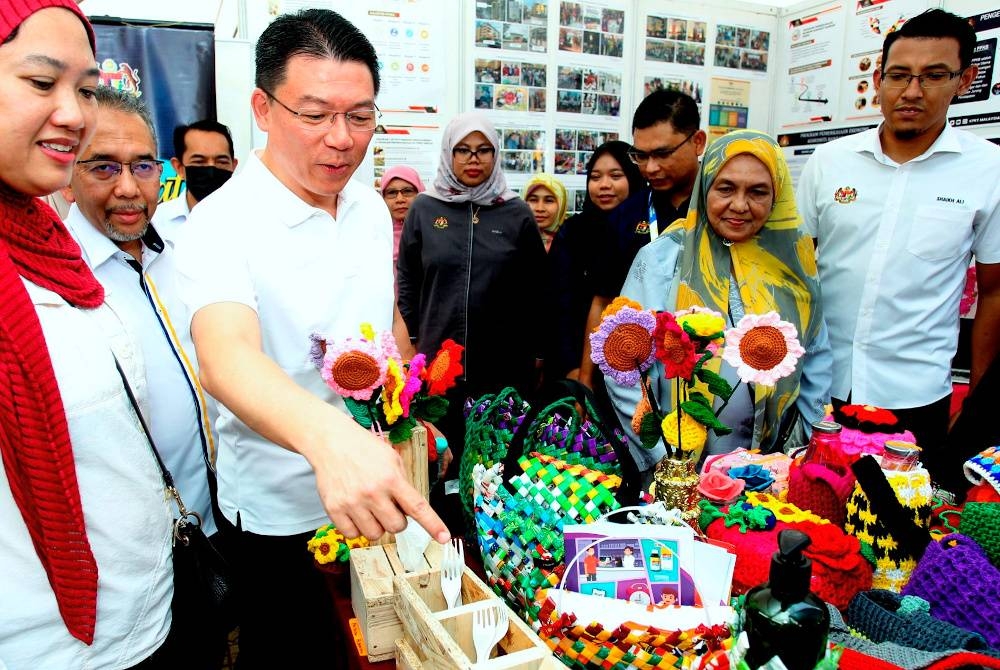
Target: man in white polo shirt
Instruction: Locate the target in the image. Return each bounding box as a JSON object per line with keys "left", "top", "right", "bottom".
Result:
{"left": 797, "top": 8, "right": 1000, "bottom": 486}
{"left": 172, "top": 9, "right": 448, "bottom": 668}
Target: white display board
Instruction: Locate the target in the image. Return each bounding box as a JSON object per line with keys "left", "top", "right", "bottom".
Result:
{"left": 82, "top": 0, "right": 1000, "bottom": 196}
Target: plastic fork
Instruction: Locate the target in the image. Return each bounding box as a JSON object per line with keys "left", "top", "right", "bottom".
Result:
{"left": 491, "top": 605, "right": 509, "bottom": 649}
{"left": 440, "top": 538, "right": 463, "bottom": 610}
{"left": 472, "top": 603, "right": 497, "bottom": 665}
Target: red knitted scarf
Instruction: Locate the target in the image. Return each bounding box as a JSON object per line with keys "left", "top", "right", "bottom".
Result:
{"left": 0, "top": 184, "right": 104, "bottom": 644}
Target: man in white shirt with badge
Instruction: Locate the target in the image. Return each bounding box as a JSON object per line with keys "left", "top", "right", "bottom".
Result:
{"left": 797, "top": 9, "right": 1000, "bottom": 485}
{"left": 172, "top": 9, "right": 448, "bottom": 668}
{"left": 153, "top": 119, "right": 237, "bottom": 241}
{"left": 61, "top": 86, "right": 225, "bottom": 668}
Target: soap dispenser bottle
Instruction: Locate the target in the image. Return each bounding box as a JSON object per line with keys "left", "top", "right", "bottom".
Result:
{"left": 743, "top": 529, "right": 830, "bottom": 670}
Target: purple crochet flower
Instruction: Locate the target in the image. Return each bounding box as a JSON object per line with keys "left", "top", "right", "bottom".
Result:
{"left": 588, "top": 306, "right": 656, "bottom": 387}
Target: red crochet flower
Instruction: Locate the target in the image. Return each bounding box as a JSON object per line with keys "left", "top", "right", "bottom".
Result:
{"left": 653, "top": 311, "right": 697, "bottom": 380}
{"left": 422, "top": 339, "right": 464, "bottom": 395}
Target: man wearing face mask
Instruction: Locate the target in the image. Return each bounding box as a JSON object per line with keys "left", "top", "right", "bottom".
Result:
{"left": 154, "top": 119, "right": 238, "bottom": 241}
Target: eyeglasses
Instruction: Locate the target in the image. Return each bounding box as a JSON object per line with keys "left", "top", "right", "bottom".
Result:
{"left": 77, "top": 159, "right": 164, "bottom": 182}
{"left": 384, "top": 187, "right": 418, "bottom": 199}
{"left": 880, "top": 69, "right": 965, "bottom": 89}
{"left": 627, "top": 132, "right": 696, "bottom": 165}
{"left": 452, "top": 146, "right": 496, "bottom": 162}
{"left": 261, "top": 87, "right": 381, "bottom": 132}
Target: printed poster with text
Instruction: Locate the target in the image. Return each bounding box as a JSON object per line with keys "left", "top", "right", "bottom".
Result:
{"left": 842, "top": 0, "right": 928, "bottom": 121}
{"left": 951, "top": 9, "right": 1000, "bottom": 128}
{"left": 336, "top": 1, "right": 448, "bottom": 113}
{"left": 708, "top": 78, "right": 751, "bottom": 139}
{"left": 780, "top": 4, "right": 845, "bottom": 128}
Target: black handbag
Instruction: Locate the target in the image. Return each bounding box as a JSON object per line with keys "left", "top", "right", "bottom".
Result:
{"left": 114, "top": 358, "right": 238, "bottom": 630}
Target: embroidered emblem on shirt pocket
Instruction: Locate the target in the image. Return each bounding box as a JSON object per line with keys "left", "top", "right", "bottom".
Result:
{"left": 635, "top": 220, "right": 650, "bottom": 234}
{"left": 834, "top": 187, "right": 857, "bottom": 204}
{"left": 433, "top": 217, "right": 448, "bottom": 229}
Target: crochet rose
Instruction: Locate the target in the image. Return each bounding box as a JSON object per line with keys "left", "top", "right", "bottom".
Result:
{"left": 727, "top": 464, "right": 775, "bottom": 492}
{"left": 698, "top": 469, "right": 745, "bottom": 504}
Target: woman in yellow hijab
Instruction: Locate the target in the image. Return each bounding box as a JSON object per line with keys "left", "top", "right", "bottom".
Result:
{"left": 605, "top": 129, "right": 832, "bottom": 471}
{"left": 523, "top": 173, "right": 568, "bottom": 252}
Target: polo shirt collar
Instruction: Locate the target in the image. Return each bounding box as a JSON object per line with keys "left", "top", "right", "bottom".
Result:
{"left": 246, "top": 149, "right": 360, "bottom": 228}
{"left": 857, "top": 121, "right": 962, "bottom": 164}
{"left": 67, "top": 203, "right": 165, "bottom": 271}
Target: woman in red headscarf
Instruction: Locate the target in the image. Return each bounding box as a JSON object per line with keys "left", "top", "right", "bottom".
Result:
{"left": 0, "top": 3, "right": 175, "bottom": 668}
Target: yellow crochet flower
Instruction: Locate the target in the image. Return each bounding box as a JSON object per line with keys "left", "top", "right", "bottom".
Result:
{"left": 599, "top": 296, "right": 643, "bottom": 322}
{"left": 676, "top": 310, "right": 726, "bottom": 343}
{"left": 382, "top": 358, "right": 405, "bottom": 424}
{"left": 661, "top": 411, "right": 707, "bottom": 453}
{"left": 746, "top": 492, "right": 829, "bottom": 525}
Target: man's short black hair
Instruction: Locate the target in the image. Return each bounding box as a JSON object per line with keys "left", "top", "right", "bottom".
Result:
{"left": 882, "top": 9, "right": 976, "bottom": 71}
{"left": 173, "top": 119, "right": 235, "bottom": 161}
{"left": 632, "top": 89, "right": 700, "bottom": 135}
{"left": 255, "top": 9, "right": 380, "bottom": 96}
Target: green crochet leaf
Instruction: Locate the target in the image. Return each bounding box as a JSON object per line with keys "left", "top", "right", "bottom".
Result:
{"left": 344, "top": 397, "right": 373, "bottom": 429}
{"left": 388, "top": 417, "right": 415, "bottom": 443}
{"left": 639, "top": 411, "right": 662, "bottom": 450}
{"left": 679, "top": 399, "right": 732, "bottom": 435}
{"left": 413, "top": 394, "right": 449, "bottom": 422}
{"left": 696, "top": 367, "right": 735, "bottom": 400}
{"left": 859, "top": 541, "right": 877, "bottom": 567}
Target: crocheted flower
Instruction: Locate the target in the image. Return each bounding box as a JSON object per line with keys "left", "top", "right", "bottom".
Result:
{"left": 307, "top": 524, "right": 369, "bottom": 564}
{"left": 399, "top": 353, "right": 426, "bottom": 417}
{"left": 661, "top": 410, "right": 707, "bottom": 453}
{"left": 308, "top": 332, "right": 327, "bottom": 369}
{"left": 589, "top": 307, "right": 656, "bottom": 386}
{"left": 320, "top": 337, "right": 387, "bottom": 401}
{"left": 653, "top": 311, "right": 697, "bottom": 380}
{"left": 727, "top": 464, "right": 775, "bottom": 492}
{"left": 632, "top": 383, "right": 653, "bottom": 434}
{"left": 423, "top": 339, "right": 464, "bottom": 395}
{"left": 675, "top": 305, "right": 726, "bottom": 346}
{"left": 746, "top": 492, "right": 829, "bottom": 525}
{"left": 599, "top": 296, "right": 643, "bottom": 322}
{"left": 698, "top": 469, "right": 745, "bottom": 504}
{"left": 722, "top": 312, "right": 805, "bottom": 386}
{"left": 382, "top": 358, "right": 406, "bottom": 424}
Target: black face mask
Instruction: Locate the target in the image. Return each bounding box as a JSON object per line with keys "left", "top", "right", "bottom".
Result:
{"left": 184, "top": 165, "right": 233, "bottom": 202}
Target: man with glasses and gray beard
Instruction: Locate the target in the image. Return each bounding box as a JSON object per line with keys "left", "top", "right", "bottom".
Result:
{"left": 172, "top": 9, "right": 448, "bottom": 667}
{"left": 62, "top": 86, "right": 226, "bottom": 668}
{"left": 797, "top": 9, "right": 1000, "bottom": 491}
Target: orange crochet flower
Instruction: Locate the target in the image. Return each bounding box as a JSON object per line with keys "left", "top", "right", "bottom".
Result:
{"left": 422, "top": 339, "right": 464, "bottom": 395}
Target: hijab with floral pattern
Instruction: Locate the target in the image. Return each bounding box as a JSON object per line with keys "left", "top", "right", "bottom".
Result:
{"left": 426, "top": 111, "right": 518, "bottom": 206}
{"left": 523, "top": 173, "right": 568, "bottom": 234}
{"left": 663, "top": 129, "right": 823, "bottom": 451}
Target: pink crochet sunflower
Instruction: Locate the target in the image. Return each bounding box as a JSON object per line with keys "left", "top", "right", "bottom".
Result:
{"left": 320, "top": 337, "right": 388, "bottom": 401}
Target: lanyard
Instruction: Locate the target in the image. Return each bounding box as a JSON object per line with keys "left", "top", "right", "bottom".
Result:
{"left": 647, "top": 192, "right": 659, "bottom": 242}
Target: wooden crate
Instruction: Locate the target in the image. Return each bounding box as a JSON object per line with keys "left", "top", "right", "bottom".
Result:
{"left": 376, "top": 424, "right": 429, "bottom": 546}
{"left": 349, "top": 541, "right": 442, "bottom": 662}
{"left": 393, "top": 563, "right": 557, "bottom": 669}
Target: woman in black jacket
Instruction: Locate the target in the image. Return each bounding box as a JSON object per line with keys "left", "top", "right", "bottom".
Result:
{"left": 396, "top": 113, "right": 547, "bottom": 527}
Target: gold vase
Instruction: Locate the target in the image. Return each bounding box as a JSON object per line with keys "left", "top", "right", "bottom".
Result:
{"left": 652, "top": 457, "right": 701, "bottom": 520}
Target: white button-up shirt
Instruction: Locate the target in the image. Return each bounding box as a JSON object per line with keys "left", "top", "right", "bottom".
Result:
{"left": 797, "top": 123, "right": 1000, "bottom": 408}
{"left": 0, "top": 280, "right": 173, "bottom": 670}
{"left": 173, "top": 150, "right": 394, "bottom": 536}
{"left": 66, "top": 204, "right": 218, "bottom": 536}
{"left": 151, "top": 193, "right": 189, "bottom": 243}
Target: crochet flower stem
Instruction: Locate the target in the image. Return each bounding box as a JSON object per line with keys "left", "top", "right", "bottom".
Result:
{"left": 675, "top": 377, "right": 683, "bottom": 460}
{"left": 712, "top": 380, "right": 743, "bottom": 419}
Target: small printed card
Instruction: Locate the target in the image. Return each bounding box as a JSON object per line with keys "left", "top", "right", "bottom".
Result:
{"left": 562, "top": 521, "right": 735, "bottom": 608}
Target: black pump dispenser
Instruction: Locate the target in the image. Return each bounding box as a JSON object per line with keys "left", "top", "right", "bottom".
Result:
{"left": 742, "top": 530, "right": 830, "bottom": 670}
{"left": 770, "top": 529, "right": 812, "bottom": 602}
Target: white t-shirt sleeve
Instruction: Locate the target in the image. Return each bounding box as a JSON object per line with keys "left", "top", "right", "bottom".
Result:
{"left": 172, "top": 202, "right": 257, "bottom": 328}
{"left": 972, "top": 177, "right": 1000, "bottom": 265}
